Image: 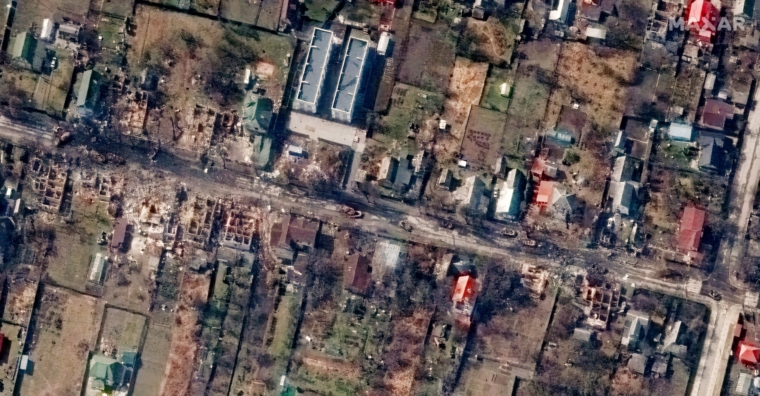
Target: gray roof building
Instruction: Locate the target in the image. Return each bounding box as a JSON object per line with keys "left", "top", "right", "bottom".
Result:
{"left": 627, "top": 353, "right": 648, "bottom": 375}
{"left": 609, "top": 181, "right": 637, "bottom": 216}
{"left": 294, "top": 28, "right": 333, "bottom": 114}
{"left": 573, "top": 328, "right": 595, "bottom": 342}
{"left": 332, "top": 32, "right": 369, "bottom": 123}
{"left": 77, "top": 70, "right": 96, "bottom": 107}
{"left": 622, "top": 310, "right": 650, "bottom": 347}
{"left": 698, "top": 133, "right": 726, "bottom": 173}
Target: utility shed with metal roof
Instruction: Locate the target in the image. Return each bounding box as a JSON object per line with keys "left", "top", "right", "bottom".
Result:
{"left": 332, "top": 32, "right": 369, "bottom": 123}
{"left": 294, "top": 28, "right": 333, "bottom": 114}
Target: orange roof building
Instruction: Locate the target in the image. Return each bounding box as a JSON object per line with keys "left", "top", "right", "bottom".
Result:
{"left": 739, "top": 342, "right": 760, "bottom": 366}
{"left": 452, "top": 275, "right": 476, "bottom": 304}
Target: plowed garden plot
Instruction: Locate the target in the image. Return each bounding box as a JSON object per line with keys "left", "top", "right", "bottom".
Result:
{"left": 18, "top": 286, "right": 100, "bottom": 396}
{"left": 158, "top": 272, "right": 210, "bottom": 396}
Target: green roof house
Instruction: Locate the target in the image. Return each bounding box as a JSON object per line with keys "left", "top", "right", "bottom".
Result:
{"left": 242, "top": 93, "right": 273, "bottom": 135}
{"left": 120, "top": 351, "right": 139, "bottom": 367}
{"left": 89, "top": 354, "right": 125, "bottom": 389}
{"left": 11, "top": 32, "right": 34, "bottom": 62}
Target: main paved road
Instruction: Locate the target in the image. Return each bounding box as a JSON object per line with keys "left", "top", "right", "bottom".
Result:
{"left": 0, "top": 115, "right": 749, "bottom": 396}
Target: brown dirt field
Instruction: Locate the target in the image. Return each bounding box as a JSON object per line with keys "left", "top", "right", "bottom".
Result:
{"left": 158, "top": 272, "right": 210, "bottom": 396}
{"left": 442, "top": 57, "right": 489, "bottom": 141}
{"left": 382, "top": 310, "right": 431, "bottom": 396}
{"left": 4, "top": 279, "right": 38, "bottom": 325}
{"left": 301, "top": 351, "right": 361, "bottom": 377}
{"left": 465, "top": 18, "right": 516, "bottom": 65}
{"left": 548, "top": 43, "right": 637, "bottom": 136}
{"left": 19, "top": 286, "right": 100, "bottom": 396}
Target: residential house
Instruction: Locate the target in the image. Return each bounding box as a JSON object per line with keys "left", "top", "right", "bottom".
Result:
{"left": 549, "top": 0, "right": 572, "bottom": 23}
{"left": 622, "top": 310, "right": 651, "bottom": 347}
{"left": 454, "top": 175, "right": 490, "bottom": 215}
{"left": 88, "top": 354, "right": 129, "bottom": 392}
{"left": 609, "top": 181, "right": 637, "bottom": 216}
{"left": 627, "top": 353, "right": 648, "bottom": 375}
{"left": 662, "top": 320, "right": 682, "bottom": 352}
{"left": 612, "top": 155, "right": 641, "bottom": 183}
{"left": 687, "top": 0, "right": 719, "bottom": 43}
{"left": 344, "top": 253, "right": 372, "bottom": 295}
{"left": 729, "top": 72, "right": 753, "bottom": 109}
{"left": 287, "top": 253, "right": 308, "bottom": 286}
{"left": 550, "top": 184, "right": 577, "bottom": 220}
{"left": 676, "top": 206, "right": 705, "bottom": 254}
{"left": 493, "top": 169, "right": 526, "bottom": 221}
{"left": 535, "top": 180, "right": 556, "bottom": 207}
{"left": 738, "top": 342, "right": 760, "bottom": 366}
{"left": 668, "top": 123, "right": 695, "bottom": 142}
{"left": 700, "top": 99, "right": 734, "bottom": 130}
{"left": 698, "top": 132, "right": 728, "bottom": 174}
{"left": 451, "top": 274, "right": 477, "bottom": 322}
{"left": 242, "top": 93, "right": 274, "bottom": 135}
{"left": 555, "top": 105, "right": 587, "bottom": 143}
{"left": 378, "top": 156, "right": 399, "bottom": 188}
{"left": 269, "top": 215, "right": 321, "bottom": 262}
{"left": 438, "top": 169, "right": 453, "bottom": 190}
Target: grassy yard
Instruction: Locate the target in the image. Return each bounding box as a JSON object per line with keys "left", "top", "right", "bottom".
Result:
{"left": 304, "top": 0, "right": 340, "bottom": 22}
{"left": 480, "top": 66, "right": 514, "bottom": 113}
{"left": 99, "top": 307, "right": 147, "bottom": 354}
{"left": 18, "top": 286, "right": 100, "bottom": 396}
{"left": 43, "top": 196, "right": 112, "bottom": 292}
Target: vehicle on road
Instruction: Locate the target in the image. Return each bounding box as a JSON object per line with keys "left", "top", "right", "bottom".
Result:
{"left": 340, "top": 205, "right": 363, "bottom": 219}
{"left": 501, "top": 228, "right": 518, "bottom": 238}
{"left": 522, "top": 239, "right": 537, "bottom": 247}
{"left": 709, "top": 290, "right": 722, "bottom": 301}
{"left": 400, "top": 221, "right": 413, "bottom": 232}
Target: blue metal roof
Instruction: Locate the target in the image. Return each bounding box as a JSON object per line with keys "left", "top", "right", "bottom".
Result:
{"left": 332, "top": 36, "right": 369, "bottom": 114}
{"left": 297, "top": 29, "right": 333, "bottom": 104}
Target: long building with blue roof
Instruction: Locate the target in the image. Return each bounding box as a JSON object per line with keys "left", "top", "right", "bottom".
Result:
{"left": 294, "top": 28, "right": 333, "bottom": 114}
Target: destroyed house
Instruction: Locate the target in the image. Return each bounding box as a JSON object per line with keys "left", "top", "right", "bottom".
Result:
{"left": 270, "top": 214, "right": 321, "bottom": 262}
{"left": 332, "top": 32, "right": 369, "bottom": 123}
{"left": 582, "top": 280, "right": 621, "bottom": 329}
{"left": 220, "top": 204, "right": 257, "bottom": 251}
{"left": 294, "top": 28, "right": 333, "bottom": 114}
{"left": 29, "top": 157, "right": 68, "bottom": 213}
{"left": 579, "top": 0, "right": 615, "bottom": 22}
{"left": 344, "top": 253, "right": 372, "bottom": 295}
{"left": 111, "top": 218, "right": 128, "bottom": 251}
{"left": 184, "top": 197, "right": 220, "bottom": 249}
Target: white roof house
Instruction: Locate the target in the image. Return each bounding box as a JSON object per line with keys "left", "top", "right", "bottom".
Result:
{"left": 622, "top": 310, "right": 651, "bottom": 346}
{"left": 549, "top": 0, "right": 572, "bottom": 23}
{"left": 494, "top": 169, "right": 526, "bottom": 220}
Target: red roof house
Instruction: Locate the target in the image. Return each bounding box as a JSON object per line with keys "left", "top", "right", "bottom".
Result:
{"left": 535, "top": 181, "right": 555, "bottom": 206}
{"left": 686, "top": 0, "right": 719, "bottom": 42}
{"left": 700, "top": 99, "right": 735, "bottom": 130}
{"left": 739, "top": 342, "right": 760, "bottom": 365}
{"left": 677, "top": 206, "right": 706, "bottom": 253}
{"left": 452, "top": 275, "right": 476, "bottom": 303}
{"left": 344, "top": 254, "right": 372, "bottom": 295}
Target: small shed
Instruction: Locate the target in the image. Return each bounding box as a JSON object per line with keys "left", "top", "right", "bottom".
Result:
{"left": 668, "top": 123, "right": 694, "bottom": 142}
{"left": 627, "top": 353, "right": 648, "bottom": 375}
{"left": 573, "top": 328, "right": 595, "bottom": 342}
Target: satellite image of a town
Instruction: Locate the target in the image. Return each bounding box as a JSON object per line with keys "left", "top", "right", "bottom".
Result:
{"left": 2, "top": 0, "right": 760, "bottom": 394}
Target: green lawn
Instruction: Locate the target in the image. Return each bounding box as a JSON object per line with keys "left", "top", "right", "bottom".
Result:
{"left": 304, "top": 0, "right": 340, "bottom": 21}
